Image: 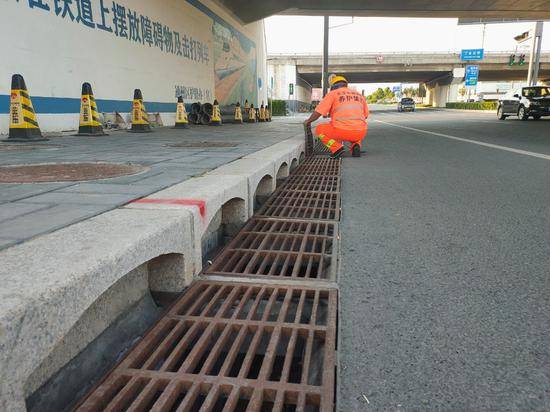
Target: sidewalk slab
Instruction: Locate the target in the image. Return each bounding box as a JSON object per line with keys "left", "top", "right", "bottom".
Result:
{"left": 0, "top": 121, "right": 302, "bottom": 250}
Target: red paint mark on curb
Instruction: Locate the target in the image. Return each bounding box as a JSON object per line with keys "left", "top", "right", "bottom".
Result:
{"left": 132, "top": 198, "right": 206, "bottom": 218}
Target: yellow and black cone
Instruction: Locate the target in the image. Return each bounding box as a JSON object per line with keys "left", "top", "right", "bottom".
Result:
{"left": 259, "top": 102, "right": 266, "bottom": 122}
{"left": 174, "top": 96, "right": 189, "bottom": 129}
{"left": 129, "top": 89, "right": 152, "bottom": 133}
{"left": 234, "top": 102, "right": 243, "bottom": 123}
{"left": 247, "top": 104, "right": 257, "bottom": 123}
{"left": 211, "top": 99, "right": 222, "bottom": 126}
{"left": 77, "top": 82, "right": 107, "bottom": 136}
{"left": 8, "top": 74, "right": 47, "bottom": 142}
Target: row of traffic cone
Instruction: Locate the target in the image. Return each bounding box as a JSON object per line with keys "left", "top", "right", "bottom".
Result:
{"left": 4, "top": 74, "right": 270, "bottom": 142}
{"left": 242, "top": 100, "right": 272, "bottom": 123}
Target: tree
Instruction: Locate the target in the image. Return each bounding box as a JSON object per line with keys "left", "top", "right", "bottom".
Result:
{"left": 403, "top": 87, "right": 419, "bottom": 98}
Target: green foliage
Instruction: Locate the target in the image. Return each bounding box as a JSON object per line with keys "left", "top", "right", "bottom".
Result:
{"left": 403, "top": 87, "right": 419, "bottom": 98}
{"left": 366, "top": 87, "right": 395, "bottom": 104}
{"left": 269, "top": 99, "right": 287, "bottom": 116}
{"left": 446, "top": 102, "right": 498, "bottom": 110}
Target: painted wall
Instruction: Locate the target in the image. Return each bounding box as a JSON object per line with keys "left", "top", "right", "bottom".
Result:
{"left": 0, "top": 0, "right": 267, "bottom": 132}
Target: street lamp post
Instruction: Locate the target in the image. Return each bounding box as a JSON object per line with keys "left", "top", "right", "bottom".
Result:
{"left": 527, "top": 21, "right": 544, "bottom": 86}
{"left": 322, "top": 16, "right": 329, "bottom": 97}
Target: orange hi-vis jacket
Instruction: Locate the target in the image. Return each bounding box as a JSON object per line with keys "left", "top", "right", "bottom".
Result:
{"left": 315, "top": 87, "right": 369, "bottom": 131}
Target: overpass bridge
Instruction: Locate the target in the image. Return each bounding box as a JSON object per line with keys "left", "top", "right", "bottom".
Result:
{"left": 268, "top": 51, "right": 550, "bottom": 107}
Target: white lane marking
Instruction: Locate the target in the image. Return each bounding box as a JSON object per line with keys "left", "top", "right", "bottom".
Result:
{"left": 373, "top": 119, "right": 550, "bottom": 161}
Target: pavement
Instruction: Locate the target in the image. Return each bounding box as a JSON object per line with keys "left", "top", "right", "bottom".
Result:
{"left": 338, "top": 108, "right": 550, "bottom": 411}
{"left": 0, "top": 120, "right": 303, "bottom": 250}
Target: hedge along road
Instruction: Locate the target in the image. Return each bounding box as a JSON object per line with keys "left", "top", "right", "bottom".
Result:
{"left": 337, "top": 109, "right": 550, "bottom": 411}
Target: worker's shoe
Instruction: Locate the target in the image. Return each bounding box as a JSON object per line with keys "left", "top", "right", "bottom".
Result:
{"left": 351, "top": 144, "right": 361, "bottom": 157}
{"left": 331, "top": 147, "right": 345, "bottom": 159}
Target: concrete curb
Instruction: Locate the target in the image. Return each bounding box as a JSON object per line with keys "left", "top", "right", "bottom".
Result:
{"left": 0, "top": 135, "right": 305, "bottom": 411}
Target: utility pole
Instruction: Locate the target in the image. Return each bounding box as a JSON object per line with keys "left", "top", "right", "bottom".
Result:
{"left": 527, "top": 21, "right": 544, "bottom": 86}
{"left": 322, "top": 16, "right": 330, "bottom": 97}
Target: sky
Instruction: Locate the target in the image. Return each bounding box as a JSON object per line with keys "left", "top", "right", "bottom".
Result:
{"left": 265, "top": 17, "right": 548, "bottom": 54}
{"left": 265, "top": 17, "right": 547, "bottom": 94}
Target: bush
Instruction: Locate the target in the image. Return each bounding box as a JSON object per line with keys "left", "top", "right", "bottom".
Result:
{"left": 446, "top": 102, "right": 498, "bottom": 110}
{"left": 269, "top": 99, "right": 287, "bottom": 116}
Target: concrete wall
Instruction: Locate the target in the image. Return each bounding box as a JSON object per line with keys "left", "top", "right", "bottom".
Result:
{"left": 267, "top": 61, "right": 311, "bottom": 112}
{"left": 0, "top": 0, "right": 267, "bottom": 133}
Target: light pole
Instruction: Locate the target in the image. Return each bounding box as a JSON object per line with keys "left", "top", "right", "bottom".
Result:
{"left": 322, "top": 16, "right": 330, "bottom": 97}
{"left": 527, "top": 21, "right": 544, "bottom": 86}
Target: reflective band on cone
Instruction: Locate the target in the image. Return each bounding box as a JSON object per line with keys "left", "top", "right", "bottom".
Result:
{"left": 77, "top": 82, "right": 107, "bottom": 136}
{"left": 129, "top": 89, "right": 152, "bottom": 133}
{"left": 7, "top": 74, "right": 47, "bottom": 142}
{"left": 174, "top": 96, "right": 189, "bottom": 129}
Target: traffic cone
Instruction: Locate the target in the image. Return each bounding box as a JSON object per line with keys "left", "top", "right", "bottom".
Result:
{"left": 129, "top": 89, "right": 151, "bottom": 133}
{"left": 265, "top": 106, "right": 272, "bottom": 122}
{"left": 244, "top": 99, "right": 250, "bottom": 117}
{"left": 8, "top": 74, "right": 47, "bottom": 142}
{"left": 247, "top": 104, "right": 257, "bottom": 123}
{"left": 234, "top": 102, "right": 243, "bottom": 123}
{"left": 258, "top": 102, "right": 266, "bottom": 122}
{"left": 76, "top": 82, "right": 107, "bottom": 136}
{"left": 211, "top": 99, "right": 222, "bottom": 126}
{"left": 174, "top": 96, "right": 189, "bottom": 129}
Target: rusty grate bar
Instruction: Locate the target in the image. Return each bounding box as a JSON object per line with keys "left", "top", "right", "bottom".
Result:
{"left": 292, "top": 158, "right": 341, "bottom": 177}
{"left": 205, "top": 218, "right": 337, "bottom": 280}
{"left": 75, "top": 281, "right": 337, "bottom": 412}
{"left": 279, "top": 174, "right": 341, "bottom": 193}
{"left": 313, "top": 139, "right": 331, "bottom": 156}
{"left": 304, "top": 124, "right": 314, "bottom": 157}
{"left": 257, "top": 190, "right": 341, "bottom": 221}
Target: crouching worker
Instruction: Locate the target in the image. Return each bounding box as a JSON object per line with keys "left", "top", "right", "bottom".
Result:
{"left": 304, "top": 74, "right": 369, "bottom": 158}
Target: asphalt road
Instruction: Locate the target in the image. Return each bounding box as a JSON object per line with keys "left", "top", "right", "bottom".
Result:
{"left": 338, "top": 109, "right": 550, "bottom": 411}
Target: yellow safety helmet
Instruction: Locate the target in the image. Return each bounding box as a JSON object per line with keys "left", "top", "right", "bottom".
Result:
{"left": 329, "top": 74, "right": 348, "bottom": 87}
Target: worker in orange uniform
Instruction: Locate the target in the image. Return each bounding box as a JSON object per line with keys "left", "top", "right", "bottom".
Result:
{"left": 304, "top": 74, "right": 369, "bottom": 158}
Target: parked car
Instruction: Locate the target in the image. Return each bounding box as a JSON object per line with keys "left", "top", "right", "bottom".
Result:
{"left": 397, "top": 97, "right": 416, "bottom": 112}
{"left": 498, "top": 86, "right": 550, "bottom": 120}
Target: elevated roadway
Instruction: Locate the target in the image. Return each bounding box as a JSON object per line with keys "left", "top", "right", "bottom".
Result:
{"left": 268, "top": 52, "right": 550, "bottom": 85}
{"left": 215, "top": 0, "right": 550, "bottom": 24}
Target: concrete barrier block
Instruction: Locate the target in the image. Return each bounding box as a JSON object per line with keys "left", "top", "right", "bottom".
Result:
{"left": 207, "top": 158, "right": 277, "bottom": 216}
{"left": 0, "top": 208, "right": 195, "bottom": 411}
{"left": 125, "top": 174, "right": 248, "bottom": 273}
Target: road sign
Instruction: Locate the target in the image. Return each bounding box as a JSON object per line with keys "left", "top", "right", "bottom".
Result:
{"left": 392, "top": 85, "right": 401, "bottom": 93}
{"left": 376, "top": 55, "right": 384, "bottom": 63}
{"left": 461, "top": 49, "right": 484, "bottom": 61}
{"left": 465, "top": 65, "right": 480, "bottom": 86}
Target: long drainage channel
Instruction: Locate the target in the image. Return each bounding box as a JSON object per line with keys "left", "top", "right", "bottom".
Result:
{"left": 74, "top": 155, "right": 342, "bottom": 412}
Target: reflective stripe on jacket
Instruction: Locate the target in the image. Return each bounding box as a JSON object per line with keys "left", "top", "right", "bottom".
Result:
{"left": 315, "top": 87, "right": 369, "bottom": 130}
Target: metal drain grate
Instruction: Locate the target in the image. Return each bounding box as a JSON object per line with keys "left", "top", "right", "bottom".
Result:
{"left": 257, "top": 190, "right": 340, "bottom": 221}
{"left": 75, "top": 281, "right": 337, "bottom": 412}
{"left": 281, "top": 174, "right": 340, "bottom": 192}
{"left": 205, "top": 218, "right": 337, "bottom": 280}
{"left": 292, "top": 158, "right": 341, "bottom": 177}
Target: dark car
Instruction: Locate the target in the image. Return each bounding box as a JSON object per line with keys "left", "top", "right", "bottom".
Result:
{"left": 498, "top": 86, "right": 550, "bottom": 120}
{"left": 397, "top": 97, "right": 415, "bottom": 112}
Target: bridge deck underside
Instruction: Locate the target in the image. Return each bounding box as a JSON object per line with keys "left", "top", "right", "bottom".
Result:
{"left": 299, "top": 67, "right": 550, "bottom": 85}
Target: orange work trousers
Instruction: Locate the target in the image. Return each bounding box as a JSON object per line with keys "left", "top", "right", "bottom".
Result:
{"left": 315, "top": 123, "right": 367, "bottom": 155}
